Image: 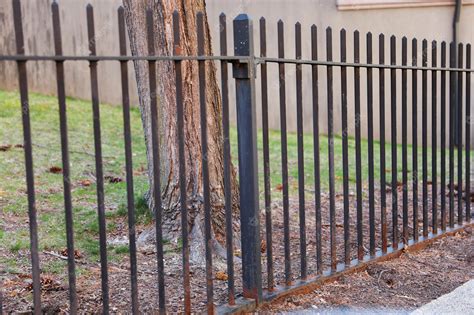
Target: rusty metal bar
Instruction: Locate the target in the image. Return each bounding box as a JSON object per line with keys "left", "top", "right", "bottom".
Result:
{"left": 311, "top": 25, "right": 323, "bottom": 274}
{"left": 12, "top": 0, "right": 41, "bottom": 313}
{"left": 145, "top": 9, "right": 166, "bottom": 312}
{"left": 220, "top": 13, "right": 236, "bottom": 305}
{"left": 52, "top": 2, "right": 78, "bottom": 312}
{"left": 86, "top": 5, "right": 110, "bottom": 312}
{"left": 412, "top": 38, "right": 419, "bottom": 241}
{"left": 432, "top": 40, "right": 438, "bottom": 234}
{"left": 390, "top": 35, "right": 398, "bottom": 249}
{"left": 354, "top": 30, "right": 363, "bottom": 261}
{"left": 326, "top": 27, "right": 337, "bottom": 271}
{"left": 173, "top": 11, "right": 192, "bottom": 314}
{"left": 259, "top": 16, "right": 274, "bottom": 292}
{"left": 340, "top": 28, "right": 351, "bottom": 266}
{"left": 277, "top": 19, "right": 292, "bottom": 284}
{"left": 402, "top": 37, "right": 408, "bottom": 244}
{"left": 295, "top": 22, "right": 307, "bottom": 280}
{"left": 379, "top": 33, "right": 388, "bottom": 253}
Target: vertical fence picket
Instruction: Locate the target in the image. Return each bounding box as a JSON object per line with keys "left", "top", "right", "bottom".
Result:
{"left": 441, "top": 42, "right": 447, "bottom": 231}
{"left": 278, "top": 20, "right": 292, "bottom": 284}
{"left": 422, "top": 39, "right": 428, "bottom": 238}
{"left": 431, "top": 41, "right": 438, "bottom": 234}
{"left": 449, "top": 42, "right": 455, "bottom": 228}
{"left": 117, "top": 8, "right": 139, "bottom": 314}
{"left": 326, "top": 27, "right": 337, "bottom": 271}
{"left": 295, "top": 22, "right": 307, "bottom": 279}
{"left": 86, "top": 5, "right": 110, "bottom": 312}
{"left": 52, "top": 2, "right": 78, "bottom": 312}
{"left": 311, "top": 25, "right": 323, "bottom": 274}
{"left": 173, "top": 11, "right": 192, "bottom": 313}
{"left": 457, "top": 43, "right": 464, "bottom": 224}
{"left": 354, "top": 30, "right": 363, "bottom": 261}
{"left": 12, "top": 0, "right": 41, "bottom": 313}
{"left": 197, "top": 12, "right": 215, "bottom": 313}
{"left": 340, "top": 29, "right": 350, "bottom": 266}
{"left": 390, "top": 35, "right": 398, "bottom": 248}
{"left": 412, "top": 38, "right": 419, "bottom": 241}
{"left": 379, "top": 34, "right": 388, "bottom": 253}
{"left": 145, "top": 9, "right": 166, "bottom": 312}
{"left": 401, "top": 37, "right": 408, "bottom": 244}
{"left": 466, "top": 44, "right": 471, "bottom": 223}
{"left": 260, "top": 16, "right": 274, "bottom": 291}
{"left": 220, "top": 13, "right": 236, "bottom": 304}
{"left": 367, "top": 32, "right": 375, "bottom": 256}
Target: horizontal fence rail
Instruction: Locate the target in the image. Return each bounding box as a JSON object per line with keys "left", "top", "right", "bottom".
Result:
{"left": 0, "top": 0, "right": 472, "bottom": 314}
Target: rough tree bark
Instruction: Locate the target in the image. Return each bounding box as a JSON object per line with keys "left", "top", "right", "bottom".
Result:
{"left": 122, "top": 0, "right": 239, "bottom": 264}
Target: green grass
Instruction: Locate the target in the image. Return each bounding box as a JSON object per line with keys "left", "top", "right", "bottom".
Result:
{"left": 0, "top": 90, "right": 149, "bottom": 268}
{"left": 0, "top": 89, "right": 466, "bottom": 270}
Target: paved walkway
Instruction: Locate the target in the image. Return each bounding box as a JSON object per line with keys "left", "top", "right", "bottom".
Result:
{"left": 411, "top": 279, "right": 474, "bottom": 315}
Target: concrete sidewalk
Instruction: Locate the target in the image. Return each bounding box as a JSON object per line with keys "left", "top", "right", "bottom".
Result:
{"left": 411, "top": 280, "right": 474, "bottom": 315}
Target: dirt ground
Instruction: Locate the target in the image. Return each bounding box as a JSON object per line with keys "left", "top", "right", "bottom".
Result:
{"left": 1, "top": 185, "right": 473, "bottom": 313}
{"left": 260, "top": 225, "right": 473, "bottom": 313}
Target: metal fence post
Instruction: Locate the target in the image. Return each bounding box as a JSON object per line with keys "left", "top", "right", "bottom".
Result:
{"left": 233, "top": 13, "right": 262, "bottom": 303}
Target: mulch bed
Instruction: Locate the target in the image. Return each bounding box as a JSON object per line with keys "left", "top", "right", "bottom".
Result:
{"left": 1, "top": 184, "right": 473, "bottom": 313}
{"left": 259, "top": 226, "right": 473, "bottom": 313}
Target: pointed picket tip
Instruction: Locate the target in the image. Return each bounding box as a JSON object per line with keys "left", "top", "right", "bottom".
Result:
{"left": 86, "top": 3, "right": 93, "bottom": 10}
{"left": 118, "top": 5, "right": 124, "bottom": 13}
{"left": 52, "top": 0, "right": 58, "bottom": 8}
{"left": 340, "top": 28, "right": 346, "bottom": 34}
{"left": 219, "top": 12, "right": 226, "bottom": 19}
{"left": 196, "top": 11, "right": 204, "bottom": 19}
{"left": 326, "top": 26, "right": 332, "bottom": 32}
{"left": 379, "top": 33, "right": 384, "bottom": 39}
{"left": 260, "top": 16, "right": 266, "bottom": 22}
{"left": 412, "top": 37, "right": 417, "bottom": 43}
{"left": 354, "top": 29, "right": 359, "bottom": 36}
{"left": 277, "top": 19, "right": 284, "bottom": 25}
{"left": 311, "top": 24, "right": 317, "bottom": 31}
{"left": 295, "top": 21, "right": 301, "bottom": 27}
{"left": 432, "top": 40, "right": 437, "bottom": 45}
{"left": 367, "top": 31, "right": 372, "bottom": 36}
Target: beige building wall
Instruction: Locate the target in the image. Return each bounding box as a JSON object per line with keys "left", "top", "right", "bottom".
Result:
{"left": 0, "top": 0, "right": 473, "bottom": 145}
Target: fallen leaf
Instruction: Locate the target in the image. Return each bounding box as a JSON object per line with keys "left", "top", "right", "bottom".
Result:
{"left": 105, "top": 175, "right": 123, "bottom": 184}
{"left": 216, "top": 271, "right": 228, "bottom": 281}
{"left": 80, "top": 179, "right": 92, "bottom": 187}
{"left": 60, "top": 248, "right": 83, "bottom": 259}
{"left": 0, "top": 144, "right": 12, "bottom": 152}
{"left": 275, "top": 184, "right": 283, "bottom": 191}
{"left": 260, "top": 240, "right": 267, "bottom": 253}
{"left": 49, "top": 166, "right": 63, "bottom": 174}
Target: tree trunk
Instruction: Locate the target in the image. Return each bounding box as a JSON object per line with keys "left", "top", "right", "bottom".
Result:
{"left": 122, "top": 0, "right": 239, "bottom": 264}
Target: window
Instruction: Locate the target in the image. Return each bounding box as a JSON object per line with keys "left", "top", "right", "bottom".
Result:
{"left": 337, "top": 0, "right": 474, "bottom": 10}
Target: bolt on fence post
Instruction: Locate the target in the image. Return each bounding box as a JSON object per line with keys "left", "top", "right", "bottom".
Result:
{"left": 233, "top": 13, "right": 263, "bottom": 303}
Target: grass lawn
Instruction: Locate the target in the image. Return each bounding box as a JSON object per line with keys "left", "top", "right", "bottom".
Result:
{"left": 0, "top": 89, "right": 456, "bottom": 274}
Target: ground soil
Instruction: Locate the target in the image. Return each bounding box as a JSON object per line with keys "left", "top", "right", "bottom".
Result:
{"left": 1, "top": 184, "right": 473, "bottom": 313}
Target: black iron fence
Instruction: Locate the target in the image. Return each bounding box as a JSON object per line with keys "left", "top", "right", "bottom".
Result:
{"left": 0, "top": 0, "right": 473, "bottom": 314}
